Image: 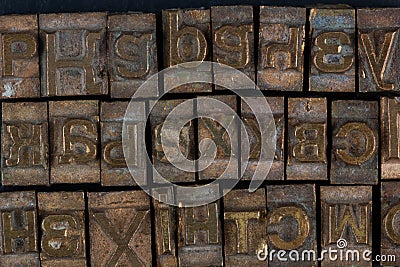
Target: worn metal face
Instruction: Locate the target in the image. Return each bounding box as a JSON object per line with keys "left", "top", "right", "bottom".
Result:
{"left": 38, "top": 192, "right": 86, "bottom": 266}
{"left": 0, "top": 191, "right": 39, "bottom": 266}
{"left": 331, "top": 100, "right": 378, "bottom": 184}
{"left": 258, "top": 6, "right": 305, "bottom": 91}
{"left": 162, "top": 9, "right": 211, "bottom": 93}
{"left": 358, "top": 9, "right": 400, "bottom": 92}
{"left": 212, "top": 6, "right": 254, "bottom": 89}
{"left": 310, "top": 9, "right": 355, "bottom": 92}
{"left": 39, "top": 13, "right": 108, "bottom": 96}
{"left": 108, "top": 13, "right": 157, "bottom": 98}
{"left": 320, "top": 186, "right": 372, "bottom": 266}
{"left": 2, "top": 102, "right": 49, "bottom": 186}
{"left": 49, "top": 100, "right": 100, "bottom": 184}
{"left": 89, "top": 191, "right": 152, "bottom": 266}
{"left": 0, "top": 15, "right": 39, "bottom": 98}
{"left": 241, "top": 96, "right": 284, "bottom": 180}
{"left": 266, "top": 184, "right": 316, "bottom": 266}
{"left": 224, "top": 189, "right": 266, "bottom": 266}
{"left": 287, "top": 98, "right": 327, "bottom": 180}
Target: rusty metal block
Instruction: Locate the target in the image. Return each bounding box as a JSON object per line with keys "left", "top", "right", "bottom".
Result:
{"left": 88, "top": 191, "right": 151, "bottom": 266}
{"left": 310, "top": 8, "right": 355, "bottom": 92}
{"left": 49, "top": 100, "right": 99, "bottom": 184}
{"left": 381, "top": 182, "right": 400, "bottom": 266}
{"left": 38, "top": 192, "right": 86, "bottom": 266}
{"left": 2, "top": 102, "right": 49, "bottom": 186}
{"left": 212, "top": 6, "right": 254, "bottom": 89}
{"left": 39, "top": 13, "right": 108, "bottom": 96}
{"left": 0, "top": 191, "right": 39, "bottom": 266}
{"left": 331, "top": 100, "right": 378, "bottom": 184}
{"left": 108, "top": 13, "right": 157, "bottom": 98}
{"left": 321, "top": 186, "right": 372, "bottom": 266}
{"left": 150, "top": 99, "right": 195, "bottom": 183}
{"left": 266, "top": 184, "right": 316, "bottom": 266}
{"left": 241, "top": 96, "right": 284, "bottom": 180}
{"left": 258, "top": 6, "right": 305, "bottom": 91}
{"left": 358, "top": 9, "right": 400, "bottom": 92}
{"left": 0, "top": 15, "right": 39, "bottom": 98}
{"left": 224, "top": 189, "right": 266, "bottom": 266}
{"left": 162, "top": 9, "right": 211, "bottom": 93}
{"left": 287, "top": 98, "right": 327, "bottom": 180}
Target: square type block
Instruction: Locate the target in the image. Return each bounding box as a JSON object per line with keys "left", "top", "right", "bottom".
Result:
{"left": 266, "top": 185, "right": 316, "bottom": 267}
{"left": 2, "top": 102, "right": 49, "bottom": 186}
{"left": 40, "top": 13, "right": 108, "bottom": 96}
{"left": 287, "top": 98, "right": 327, "bottom": 180}
{"left": 224, "top": 189, "right": 266, "bottom": 266}
{"left": 0, "top": 15, "right": 40, "bottom": 98}
{"left": 88, "top": 191, "right": 151, "bottom": 266}
{"left": 212, "top": 6, "right": 254, "bottom": 89}
{"left": 108, "top": 13, "right": 157, "bottom": 98}
{"left": 358, "top": 9, "right": 400, "bottom": 92}
{"left": 258, "top": 6, "right": 306, "bottom": 91}
{"left": 162, "top": 9, "right": 211, "bottom": 93}
{"left": 331, "top": 100, "right": 378, "bottom": 184}
{"left": 38, "top": 192, "right": 86, "bottom": 266}
{"left": 321, "top": 186, "right": 372, "bottom": 266}
{"left": 241, "top": 96, "right": 284, "bottom": 180}
{"left": 49, "top": 100, "right": 99, "bottom": 184}
{"left": 310, "top": 9, "right": 355, "bottom": 92}
{"left": 0, "top": 191, "right": 39, "bottom": 266}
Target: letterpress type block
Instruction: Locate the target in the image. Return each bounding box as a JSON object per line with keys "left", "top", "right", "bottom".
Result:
{"left": 2, "top": 102, "right": 49, "bottom": 186}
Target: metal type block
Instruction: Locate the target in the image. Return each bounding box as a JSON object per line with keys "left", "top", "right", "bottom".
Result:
{"left": 2, "top": 102, "right": 49, "bottom": 186}
{"left": 49, "top": 100, "right": 99, "bottom": 184}
{"left": 108, "top": 13, "right": 157, "bottom": 98}
{"left": 39, "top": 13, "right": 108, "bottom": 96}
{"left": 321, "top": 186, "right": 372, "bottom": 266}
{"left": 38, "top": 192, "right": 86, "bottom": 266}
{"left": 266, "top": 184, "right": 316, "bottom": 266}
{"left": 331, "top": 100, "right": 378, "bottom": 184}
{"left": 358, "top": 8, "right": 400, "bottom": 92}
{"left": 0, "top": 191, "right": 39, "bottom": 266}
{"left": 88, "top": 191, "right": 152, "bottom": 266}
{"left": 258, "top": 6, "right": 305, "bottom": 91}
{"left": 287, "top": 98, "right": 327, "bottom": 180}
{"left": 310, "top": 8, "right": 355, "bottom": 92}
{"left": 0, "top": 15, "right": 40, "bottom": 98}
{"left": 241, "top": 96, "right": 284, "bottom": 180}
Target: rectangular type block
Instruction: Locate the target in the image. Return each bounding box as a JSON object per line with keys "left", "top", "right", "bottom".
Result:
{"left": 198, "top": 95, "right": 238, "bottom": 180}
{"left": 381, "top": 182, "right": 400, "bottom": 266}
{"left": 241, "top": 96, "right": 284, "bottom": 180}
{"left": 2, "top": 102, "right": 49, "bottom": 186}
{"left": 287, "top": 98, "right": 327, "bottom": 180}
{"left": 88, "top": 191, "right": 151, "bottom": 266}
{"left": 150, "top": 99, "right": 195, "bottom": 183}
{"left": 0, "top": 15, "right": 40, "bottom": 98}
{"left": 266, "top": 185, "right": 316, "bottom": 266}
{"left": 39, "top": 13, "right": 108, "bottom": 96}
{"left": 310, "top": 8, "right": 355, "bottom": 92}
{"left": 358, "top": 9, "right": 400, "bottom": 92}
{"left": 38, "top": 192, "right": 86, "bottom": 266}
{"left": 224, "top": 189, "right": 266, "bottom": 266}
{"left": 381, "top": 97, "right": 400, "bottom": 179}
{"left": 0, "top": 191, "right": 39, "bottom": 266}
{"left": 331, "top": 100, "right": 378, "bottom": 184}
{"left": 162, "top": 9, "right": 211, "bottom": 93}
{"left": 212, "top": 6, "right": 254, "bottom": 89}
{"left": 108, "top": 13, "right": 157, "bottom": 98}
{"left": 321, "top": 186, "right": 372, "bottom": 266}
{"left": 50, "top": 100, "right": 99, "bottom": 184}
{"left": 258, "top": 6, "right": 306, "bottom": 91}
